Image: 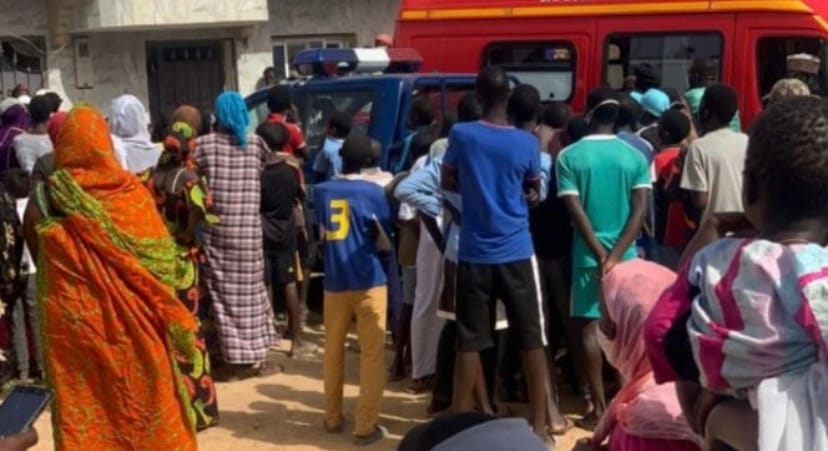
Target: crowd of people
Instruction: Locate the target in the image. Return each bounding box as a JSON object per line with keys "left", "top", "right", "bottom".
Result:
{"left": 0, "top": 50, "right": 825, "bottom": 451}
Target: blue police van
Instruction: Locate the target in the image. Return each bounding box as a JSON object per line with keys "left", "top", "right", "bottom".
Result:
{"left": 245, "top": 47, "right": 478, "bottom": 175}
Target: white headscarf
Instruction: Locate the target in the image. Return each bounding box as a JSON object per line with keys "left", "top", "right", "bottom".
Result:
{"left": 108, "top": 94, "right": 160, "bottom": 174}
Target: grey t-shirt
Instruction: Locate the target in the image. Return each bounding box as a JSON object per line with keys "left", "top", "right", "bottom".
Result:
{"left": 680, "top": 127, "right": 749, "bottom": 219}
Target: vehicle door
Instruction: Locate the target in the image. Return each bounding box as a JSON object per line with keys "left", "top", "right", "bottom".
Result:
{"left": 382, "top": 75, "right": 477, "bottom": 172}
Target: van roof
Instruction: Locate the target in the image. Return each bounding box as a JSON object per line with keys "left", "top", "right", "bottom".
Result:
{"left": 399, "top": 0, "right": 825, "bottom": 21}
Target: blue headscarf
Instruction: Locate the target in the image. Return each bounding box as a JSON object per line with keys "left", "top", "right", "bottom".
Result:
{"left": 215, "top": 91, "right": 249, "bottom": 148}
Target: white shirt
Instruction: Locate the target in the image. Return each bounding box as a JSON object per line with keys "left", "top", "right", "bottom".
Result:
{"left": 13, "top": 133, "right": 52, "bottom": 173}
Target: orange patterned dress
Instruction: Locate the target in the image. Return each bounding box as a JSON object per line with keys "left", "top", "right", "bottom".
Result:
{"left": 33, "top": 106, "right": 198, "bottom": 450}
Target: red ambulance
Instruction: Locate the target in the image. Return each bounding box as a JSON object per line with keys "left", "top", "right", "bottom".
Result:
{"left": 394, "top": 0, "right": 828, "bottom": 124}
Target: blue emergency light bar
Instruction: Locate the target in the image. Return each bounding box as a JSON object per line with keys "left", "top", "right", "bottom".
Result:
{"left": 292, "top": 48, "right": 423, "bottom": 77}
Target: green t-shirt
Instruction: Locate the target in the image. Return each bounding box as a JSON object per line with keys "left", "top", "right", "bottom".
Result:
{"left": 556, "top": 135, "right": 652, "bottom": 268}
{"left": 685, "top": 87, "right": 742, "bottom": 132}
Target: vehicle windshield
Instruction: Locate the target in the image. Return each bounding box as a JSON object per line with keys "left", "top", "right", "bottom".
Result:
{"left": 301, "top": 90, "right": 377, "bottom": 148}
{"left": 247, "top": 88, "right": 378, "bottom": 149}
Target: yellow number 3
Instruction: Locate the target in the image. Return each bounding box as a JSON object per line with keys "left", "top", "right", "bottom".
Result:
{"left": 327, "top": 199, "right": 351, "bottom": 241}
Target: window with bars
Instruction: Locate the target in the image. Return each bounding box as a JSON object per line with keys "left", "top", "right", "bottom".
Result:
{"left": 0, "top": 37, "right": 46, "bottom": 97}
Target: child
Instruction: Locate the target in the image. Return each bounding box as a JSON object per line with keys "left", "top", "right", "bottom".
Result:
{"left": 646, "top": 96, "right": 828, "bottom": 451}
{"left": 653, "top": 110, "right": 692, "bottom": 268}
{"left": 256, "top": 122, "right": 312, "bottom": 358}
{"left": 312, "top": 111, "right": 352, "bottom": 182}
{"left": 315, "top": 133, "right": 393, "bottom": 446}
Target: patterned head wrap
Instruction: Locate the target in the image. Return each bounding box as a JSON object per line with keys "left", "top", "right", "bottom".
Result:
{"left": 214, "top": 92, "right": 249, "bottom": 148}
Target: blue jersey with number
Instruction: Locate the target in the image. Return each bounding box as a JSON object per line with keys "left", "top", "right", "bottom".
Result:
{"left": 314, "top": 179, "right": 392, "bottom": 292}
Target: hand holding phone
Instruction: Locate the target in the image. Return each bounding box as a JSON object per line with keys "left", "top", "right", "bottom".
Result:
{"left": 0, "top": 386, "right": 53, "bottom": 439}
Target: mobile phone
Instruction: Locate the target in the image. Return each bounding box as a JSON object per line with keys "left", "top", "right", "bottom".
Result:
{"left": 0, "top": 385, "right": 53, "bottom": 438}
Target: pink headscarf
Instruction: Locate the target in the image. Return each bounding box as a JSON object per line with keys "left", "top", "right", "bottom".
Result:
{"left": 594, "top": 259, "right": 702, "bottom": 448}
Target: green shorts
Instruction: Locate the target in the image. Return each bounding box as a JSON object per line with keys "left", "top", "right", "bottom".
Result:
{"left": 571, "top": 266, "right": 602, "bottom": 319}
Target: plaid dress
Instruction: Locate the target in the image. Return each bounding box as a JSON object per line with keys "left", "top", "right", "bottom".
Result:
{"left": 194, "top": 133, "right": 277, "bottom": 364}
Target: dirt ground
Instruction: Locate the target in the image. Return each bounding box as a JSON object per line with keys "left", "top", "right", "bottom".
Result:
{"left": 30, "top": 326, "right": 590, "bottom": 450}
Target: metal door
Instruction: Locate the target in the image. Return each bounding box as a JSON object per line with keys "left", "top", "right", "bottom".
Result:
{"left": 146, "top": 40, "right": 230, "bottom": 133}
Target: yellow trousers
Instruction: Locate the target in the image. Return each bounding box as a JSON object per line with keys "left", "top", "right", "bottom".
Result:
{"left": 323, "top": 285, "right": 388, "bottom": 436}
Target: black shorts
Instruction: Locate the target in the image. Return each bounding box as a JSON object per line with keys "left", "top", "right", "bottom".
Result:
{"left": 455, "top": 257, "right": 546, "bottom": 352}
{"left": 265, "top": 251, "right": 300, "bottom": 286}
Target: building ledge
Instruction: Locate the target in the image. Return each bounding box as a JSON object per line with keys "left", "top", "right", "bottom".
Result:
{"left": 69, "top": 0, "right": 269, "bottom": 33}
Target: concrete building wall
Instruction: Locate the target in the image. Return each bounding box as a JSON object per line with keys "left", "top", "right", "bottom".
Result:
{"left": 267, "top": 0, "right": 399, "bottom": 45}
{"left": 0, "top": 0, "right": 399, "bottom": 115}
{"left": 76, "top": 0, "right": 268, "bottom": 31}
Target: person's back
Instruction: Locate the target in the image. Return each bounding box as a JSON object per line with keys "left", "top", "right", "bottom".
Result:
{"left": 446, "top": 121, "right": 539, "bottom": 263}
{"left": 315, "top": 179, "right": 389, "bottom": 291}
{"left": 558, "top": 136, "right": 650, "bottom": 265}
{"left": 683, "top": 127, "right": 747, "bottom": 217}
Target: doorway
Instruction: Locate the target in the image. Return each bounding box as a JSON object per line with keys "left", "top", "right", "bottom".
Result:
{"left": 146, "top": 40, "right": 231, "bottom": 135}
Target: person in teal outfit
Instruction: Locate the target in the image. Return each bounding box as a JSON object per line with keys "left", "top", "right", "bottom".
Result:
{"left": 556, "top": 87, "right": 650, "bottom": 429}
{"left": 686, "top": 58, "right": 741, "bottom": 132}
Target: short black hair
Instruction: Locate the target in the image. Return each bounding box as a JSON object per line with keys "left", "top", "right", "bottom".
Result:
{"left": 746, "top": 96, "right": 828, "bottom": 218}
{"left": 327, "top": 111, "right": 353, "bottom": 138}
{"left": 457, "top": 93, "right": 483, "bottom": 123}
{"left": 476, "top": 66, "right": 511, "bottom": 108}
{"left": 410, "top": 96, "right": 436, "bottom": 127}
{"left": 508, "top": 84, "right": 541, "bottom": 127}
{"left": 616, "top": 93, "right": 643, "bottom": 129}
{"left": 44, "top": 92, "right": 62, "bottom": 113}
{"left": 28, "top": 95, "right": 52, "bottom": 125}
{"left": 266, "top": 85, "right": 292, "bottom": 113}
{"left": 340, "top": 133, "right": 375, "bottom": 170}
{"left": 542, "top": 101, "right": 571, "bottom": 129}
{"left": 586, "top": 87, "right": 620, "bottom": 125}
{"left": 700, "top": 84, "right": 738, "bottom": 124}
{"left": 256, "top": 121, "right": 289, "bottom": 152}
{"left": 634, "top": 63, "right": 660, "bottom": 92}
{"left": 658, "top": 110, "right": 691, "bottom": 146}
{"left": 565, "top": 115, "right": 589, "bottom": 144}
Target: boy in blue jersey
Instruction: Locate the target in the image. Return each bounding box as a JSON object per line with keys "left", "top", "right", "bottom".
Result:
{"left": 441, "top": 67, "right": 552, "bottom": 445}
{"left": 556, "top": 87, "right": 650, "bottom": 427}
{"left": 314, "top": 134, "right": 393, "bottom": 446}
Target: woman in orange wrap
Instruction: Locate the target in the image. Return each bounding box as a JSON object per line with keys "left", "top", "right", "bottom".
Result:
{"left": 22, "top": 105, "right": 198, "bottom": 450}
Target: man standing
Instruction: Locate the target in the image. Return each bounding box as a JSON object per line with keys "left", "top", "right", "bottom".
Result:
{"left": 680, "top": 84, "right": 748, "bottom": 222}
{"left": 442, "top": 67, "right": 550, "bottom": 443}
{"left": 556, "top": 87, "right": 650, "bottom": 428}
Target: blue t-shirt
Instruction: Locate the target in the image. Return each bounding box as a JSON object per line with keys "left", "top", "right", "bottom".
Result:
{"left": 312, "top": 137, "right": 344, "bottom": 181}
{"left": 314, "top": 179, "right": 392, "bottom": 292}
{"left": 443, "top": 121, "right": 541, "bottom": 264}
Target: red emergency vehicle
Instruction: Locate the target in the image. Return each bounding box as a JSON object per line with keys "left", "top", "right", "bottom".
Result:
{"left": 395, "top": 0, "right": 828, "bottom": 124}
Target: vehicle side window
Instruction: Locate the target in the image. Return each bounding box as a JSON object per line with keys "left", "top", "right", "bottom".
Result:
{"left": 605, "top": 33, "right": 723, "bottom": 94}
{"left": 306, "top": 90, "right": 377, "bottom": 148}
{"left": 483, "top": 42, "right": 575, "bottom": 102}
{"left": 756, "top": 37, "right": 826, "bottom": 99}
{"left": 412, "top": 85, "right": 475, "bottom": 127}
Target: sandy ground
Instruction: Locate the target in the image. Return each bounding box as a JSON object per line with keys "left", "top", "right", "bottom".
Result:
{"left": 29, "top": 326, "right": 590, "bottom": 450}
